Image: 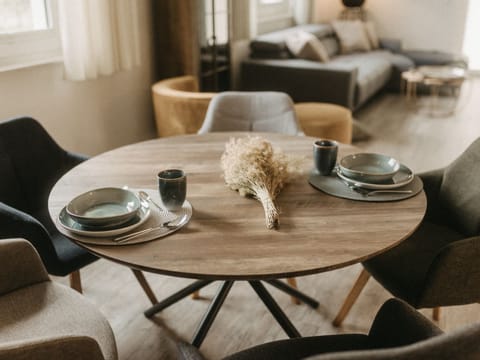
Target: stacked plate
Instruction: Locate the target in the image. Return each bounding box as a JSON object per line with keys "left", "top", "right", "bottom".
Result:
{"left": 59, "top": 187, "right": 151, "bottom": 237}
{"left": 336, "top": 153, "right": 414, "bottom": 189}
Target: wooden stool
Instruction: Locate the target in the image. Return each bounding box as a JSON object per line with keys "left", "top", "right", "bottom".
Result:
{"left": 294, "top": 103, "right": 353, "bottom": 144}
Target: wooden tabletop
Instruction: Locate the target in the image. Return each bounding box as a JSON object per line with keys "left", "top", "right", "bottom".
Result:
{"left": 49, "top": 132, "right": 426, "bottom": 280}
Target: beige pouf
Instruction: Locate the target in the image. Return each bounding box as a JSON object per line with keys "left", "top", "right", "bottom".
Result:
{"left": 294, "top": 102, "right": 353, "bottom": 144}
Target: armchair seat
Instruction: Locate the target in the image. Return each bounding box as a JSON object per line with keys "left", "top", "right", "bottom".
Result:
{"left": 364, "top": 221, "right": 464, "bottom": 305}
{"left": 0, "top": 282, "right": 116, "bottom": 360}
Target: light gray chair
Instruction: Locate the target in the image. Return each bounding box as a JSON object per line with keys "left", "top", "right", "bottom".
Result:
{"left": 177, "top": 298, "right": 480, "bottom": 360}
{"left": 333, "top": 137, "right": 480, "bottom": 326}
{"left": 0, "top": 238, "right": 117, "bottom": 360}
{"left": 197, "top": 91, "right": 303, "bottom": 135}
{"left": 197, "top": 91, "right": 303, "bottom": 302}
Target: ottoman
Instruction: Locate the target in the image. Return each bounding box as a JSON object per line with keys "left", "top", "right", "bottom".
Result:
{"left": 294, "top": 102, "right": 353, "bottom": 144}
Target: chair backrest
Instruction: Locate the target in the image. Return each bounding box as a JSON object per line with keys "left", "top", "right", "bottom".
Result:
{"left": 312, "top": 323, "right": 480, "bottom": 360}
{"left": 197, "top": 91, "right": 302, "bottom": 135}
{"left": 0, "top": 117, "right": 71, "bottom": 214}
{"left": 151, "top": 76, "right": 215, "bottom": 137}
{"left": 438, "top": 137, "right": 480, "bottom": 236}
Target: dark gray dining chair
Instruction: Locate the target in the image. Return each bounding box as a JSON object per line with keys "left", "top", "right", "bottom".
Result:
{"left": 333, "top": 137, "right": 480, "bottom": 326}
{"left": 177, "top": 298, "right": 480, "bottom": 360}
{"left": 0, "top": 117, "right": 157, "bottom": 304}
{"left": 197, "top": 91, "right": 303, "bottom": 135}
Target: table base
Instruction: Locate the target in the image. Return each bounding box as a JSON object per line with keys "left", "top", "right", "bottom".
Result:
{"left": 144, "top": 279, "right": 319, "bottom": 347}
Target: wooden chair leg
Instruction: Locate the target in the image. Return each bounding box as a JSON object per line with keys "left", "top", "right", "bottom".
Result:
{"left": 191, "top": 290, "right": 200, "bottom": 299}
{"left": 287, "top": 277, "right": 301, "bottom": 305}
{"left": 333, "top": 268, "right": 371, "bottom": 327}
{"left": 131, "top": 269, "right": 158, "bottom": 305}
{"left": 433, "top": 307, "right": 441, "bottom": 321}
{"left": 69, "top": 270, "right": 82, "bottom": 293}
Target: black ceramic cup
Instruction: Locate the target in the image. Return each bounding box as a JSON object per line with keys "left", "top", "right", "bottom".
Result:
{"left": 313, "top": 139, "right": 338, "bottom": 175}
{"left": 157, "top": 169, "right": 186, "bottom": 211}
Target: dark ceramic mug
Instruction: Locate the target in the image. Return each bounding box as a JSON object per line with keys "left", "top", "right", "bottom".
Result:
{"left": 158, "top": 169, "right": 186, "bottom": 211}
{"left": 313, "top": 139, "right": 338, "bottom": 175}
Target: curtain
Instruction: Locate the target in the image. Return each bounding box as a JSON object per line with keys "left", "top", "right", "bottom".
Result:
{"left": 58, "top": 0, "right": 141, "bottom": 81}
{"left": 151, "top": 0, "right": 198, "bottom": 80}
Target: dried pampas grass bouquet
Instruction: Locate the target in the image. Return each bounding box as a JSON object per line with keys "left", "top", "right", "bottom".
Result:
{"left": 221, "top": 136, "right": 302, "bottom": 229}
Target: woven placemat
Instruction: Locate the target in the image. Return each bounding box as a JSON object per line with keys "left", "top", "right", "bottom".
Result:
{"left": 309, "top": 171, "right": 423, "bottom": 202}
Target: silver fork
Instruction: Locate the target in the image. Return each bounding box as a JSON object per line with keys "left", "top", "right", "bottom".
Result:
{"left": 113, "top": 214, "right": 188, "bottom": 243}
{"left": 347, "top": 184, "right": 412, "bottom": 196}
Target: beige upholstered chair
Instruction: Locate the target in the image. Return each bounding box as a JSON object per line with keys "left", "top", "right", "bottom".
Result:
{"left": 0, "top": 239, "right": 117, "bottom": 360}
{"left": 152, "top": 75, "right": 215, "bottom": 137}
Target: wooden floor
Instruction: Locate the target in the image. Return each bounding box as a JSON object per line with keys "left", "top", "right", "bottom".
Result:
{"left": 53, "top": 77, "right": 480, "bottom": 360}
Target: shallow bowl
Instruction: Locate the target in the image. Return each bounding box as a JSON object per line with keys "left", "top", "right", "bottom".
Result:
{"left": 339, "top": 153, "right": 400, "bottom": 183}
{"left": 66, "top": 187, "right": 141, "bottom": 227}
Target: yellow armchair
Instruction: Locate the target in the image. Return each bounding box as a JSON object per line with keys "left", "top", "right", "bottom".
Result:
{"left": 152, "top": 76, "right": 215, "bottom": 137}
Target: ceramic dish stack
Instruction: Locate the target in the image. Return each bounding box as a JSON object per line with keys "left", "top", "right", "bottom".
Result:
{"left": 59, "top": 187, "right": 151, "bottom": 237}
{"left": 337, "top": 153, "right": 414, "bottom": 189}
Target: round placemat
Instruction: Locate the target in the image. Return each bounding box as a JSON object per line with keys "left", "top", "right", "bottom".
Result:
{"left": 57, "top": 189, "right": 192, "bottom": 246}
{"left": 309, "top": 171, "right": 423, "bottom": 202}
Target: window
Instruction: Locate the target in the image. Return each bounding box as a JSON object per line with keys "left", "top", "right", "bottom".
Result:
{"left": 256, "top": 0, "right": 293, "bottom": 34}
{"left": 463, "top": 0, "right": 480, "bottom": 72}
{"left": 0, "top": 0, "right": 62, "bottom": 71}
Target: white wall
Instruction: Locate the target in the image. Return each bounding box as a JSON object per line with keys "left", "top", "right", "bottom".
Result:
{"left": 0, "top": 0, "right": 156, "bottom": 156}
{"left": 313, "top": 0, "right": 469, "bottom": 54}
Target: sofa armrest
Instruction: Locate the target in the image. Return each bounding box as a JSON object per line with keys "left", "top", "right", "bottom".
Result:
{"left": 240, "top": 59, "right": 358, "bottom": 110}
{"left": 0, "top": 336, "right": 106, "bottom": 360}
{"left": 379, "top": 38, "right": 403, "bottom": 53}
{"left": 0, "top": 238, "right": 49, "bottom": 296}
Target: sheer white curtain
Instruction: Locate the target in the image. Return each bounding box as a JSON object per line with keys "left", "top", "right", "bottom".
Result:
{"left": 58, "top": 0, "right": 141, "bottom": 81}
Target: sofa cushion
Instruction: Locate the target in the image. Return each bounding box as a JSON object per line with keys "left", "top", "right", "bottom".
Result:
{"left": 401, "top": 50, "right": 468, "bottom": 68}
{"left": 332, "top": 20, "right": 371, "bottom": 54}
{"left": 364, "top": 21, "right": 379, "bottom": 49}
{"left": 250, "top": 24, "right": 334, "bottom": 53}
{"left": 320, "top": 36, "right": 340, "bottom": 57}
{"left": 330, "top": 51, "right": 392, "bottom": 107}
{"left": 285, "top": 31, "right": 330, "bottom": 62}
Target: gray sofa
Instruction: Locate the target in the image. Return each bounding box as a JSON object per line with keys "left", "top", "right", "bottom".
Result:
{"left": 240, "top": 24, "right": 466, "bottom": 111}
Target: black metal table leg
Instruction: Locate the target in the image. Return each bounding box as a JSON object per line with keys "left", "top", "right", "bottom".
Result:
{"left": 144, "top": 279, "right": 213, "bottom": 318}
{"left": 249, "top": 281, "right": 301, "bottom": 338}
{"left": 265, "top": 279, "right": 319, "bottom": 308}
{"left": 191, "top": 281, "right": 234, "bottom": 348}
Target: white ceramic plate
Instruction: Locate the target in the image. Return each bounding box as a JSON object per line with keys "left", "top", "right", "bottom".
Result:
{"left": 59, "top": 204, "right": 150, "bottom": 237}
{"left": 336, "top": 164, "right": 414, "bottom": 189}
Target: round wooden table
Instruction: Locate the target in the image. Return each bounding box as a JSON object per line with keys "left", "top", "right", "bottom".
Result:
{"left": 49, "top": 132, "right": 426, "bottom": 346}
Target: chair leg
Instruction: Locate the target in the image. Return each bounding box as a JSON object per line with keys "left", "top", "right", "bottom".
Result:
{"left": 69, "top": 270, "right": 82, "bottom": 293}
{"left": 433, "top": 307, "right": 441, "bottom": 321}
{"left": 131, "top": 269, "right": 158, "bottom": 305}
{"left": 333, "top": 268, "right": 371, "bottom": 327}
{"left": 191, "top": 290, "right": 201, "bottom": 299}
{"left": 287, "top": 278, "right": 301, "bottom": 305}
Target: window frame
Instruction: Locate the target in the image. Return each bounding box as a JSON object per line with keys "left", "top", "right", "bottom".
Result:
{"left": 0, "top": 0, "right": 62, "bottom": 71}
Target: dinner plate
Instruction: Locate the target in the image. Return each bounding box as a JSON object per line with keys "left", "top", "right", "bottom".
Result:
{"left": 59, "top": 204, "right": 150, "bottom": 237}
{"left": 336, "top": 164, "right": 414, "bottom": 189}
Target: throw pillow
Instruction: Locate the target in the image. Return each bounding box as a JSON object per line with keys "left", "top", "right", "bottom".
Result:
{"left": 332, "top": 20, "right": 371, "bottom": 54}
{"left": 364, "top": 21, "right": 379, "bottom": 49}
{"left": 285, "top": 31, "right": 330, "bottom": 62}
